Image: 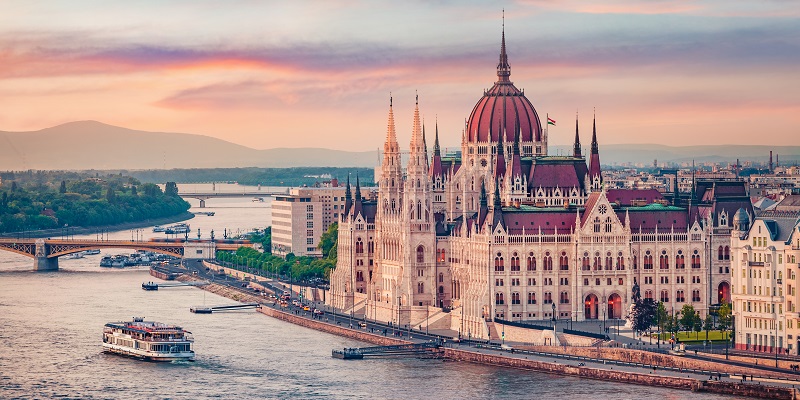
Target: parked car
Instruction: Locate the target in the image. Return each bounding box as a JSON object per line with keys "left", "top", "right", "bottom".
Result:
{"left": 313, "top": 309, "right": 324, "bottom": 315}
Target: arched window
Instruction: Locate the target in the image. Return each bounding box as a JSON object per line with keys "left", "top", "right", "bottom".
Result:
{"left": 418, "top": 282, "right": 424, "bottom": 294}
{"left": 718, "top": 246, "right": 724, "bottom": 260}
{"left": 416, "top": 245, "right": 424, "bottom": 263}
{"left": 416, "top": 200, "right": 422, "bottom": 220}
{"left": 582, "top": 253, "right": 590, "bottom": 271}
{"left": 544, "top": 253, "right": 553, "bottom": 271}
{"left": 644, "top": 251, "right": 653, "bottom": 269}
{"left": 616, "top": 252, "right": 625, "bottom": 270}
{"left": 645, "top": 290, "right": 653, "bottom": 300}
{"left": 495, "top": 292, "right": 505, "bottom": 305}
{"left": 692, "top": 290, "right": 701, "bottom": 302}
{"left": 559, "top": 252, "right": 569, "bottom": 271}
{"left": 527, "top": 253, "right": 537, "bottom": 271}
{"left": 605, "top": 217, "right": 612, "bottom": 233}
{"left": 605, "top": 252, "right": 613, "bottom": 270}
{"left": 676, "top": 290, "right": 685, "bottom": 303}
{"left": 676, "top": 251, "right": 685, "bottom": 269}
{"left": 439, "top": 285, "right": 444, "bottom": 294}
{"left": 692, "top": 250, "right": 701, "bottom": 268}
{"left": 368, "top": 240, "right": 374, "bottom": 254}
{"left": 356, "top": 238, "right": 364, "bottom": 254}
{"left": 439, "top": 273, "right": 444, "bottom": 283}
{"left": 527, "top": 292, "right": 537, "bottom": 304}
{"left": 593, "top": 217, "right": 601, "bottom": 233}
{"left": 724, "top": 246, "right": 730, "bottom": 260}
{"left": 494, "top": 253, "right": 505, "bottom": 272}
{"left": 511, "top": 253, "right": 520, "bottom": 272}
{"left": 512, "top": 292, "right": 521, "bottom": 305}
{"left": 660, "top": 290, "right": 669, "bottom": 303}
{"left": 659, "top": 250, "right": 669, "bottom": 269}
{"left": 560, "top": 291, "right": 570, "bottom": 304}
{"left": 593, "top": 253, "right": 602, "bottom": 271}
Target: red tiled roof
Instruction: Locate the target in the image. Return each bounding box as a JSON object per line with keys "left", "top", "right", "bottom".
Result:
{"left": 502, "top": 209, "right": 577, "bottom": 235}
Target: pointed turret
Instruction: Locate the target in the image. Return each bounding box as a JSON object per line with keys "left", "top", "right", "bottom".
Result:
{"left": 573, "top": 113, "right": 582, "bottom": 158}
{"left": 422, "top": 123, "right": 429, "bottom": 168}
{"left": 491, "top": 178, "right": 505, "bottom": 230}
{"left": 494, "top": 125, "right": 507, "bottom": 178}
{"left": 588, "top": 111, "right": 602, "bottom": 186}
{"left": 508, "top": 119, "right": 523, "bottom": 179}
{"left": 497, "top": 13, "right": 511, "bottom": 83}
{"left": 379, "top": 94, "right": 403, "bottom": 217}
{"left": 478, "top": 181, "right": 489, "bottom": 227}
{"left": 430, "top": 119, "right": 443, "bottom": 178}
{"left": 355, "top": 175, "right": 362, "bottom": 202}
{"left": 344, "top": 175, "right": 352, "bottom": 216}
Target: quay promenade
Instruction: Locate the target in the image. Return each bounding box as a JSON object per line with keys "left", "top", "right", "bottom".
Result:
{"left": 179, "top": 260, "right": 800, "bottom": 399}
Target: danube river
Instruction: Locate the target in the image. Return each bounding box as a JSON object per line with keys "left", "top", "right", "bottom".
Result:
{"left": 0, "top": 187, "right": 736, "bottom": 399}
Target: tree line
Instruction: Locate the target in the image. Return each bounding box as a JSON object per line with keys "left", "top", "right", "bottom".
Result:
{"left": 629, "top": 296, "right": 732, "bottom": 342}
{"left": 127, "top": 167, "right": 375, "bottom": 187}
{"left": 0, "top": 170, "right": 189, "bottom": 233}
{"left": 216, "top": 223, "right": 338, "bottom": 283}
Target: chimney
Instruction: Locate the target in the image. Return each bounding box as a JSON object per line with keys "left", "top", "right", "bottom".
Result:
{"left": 769, "top": 151, "right": 774, "bottom": 172}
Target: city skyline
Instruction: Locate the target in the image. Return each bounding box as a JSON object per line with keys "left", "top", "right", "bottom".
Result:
{"left": 1, "top": 0, "right": 798, "bottom": 151}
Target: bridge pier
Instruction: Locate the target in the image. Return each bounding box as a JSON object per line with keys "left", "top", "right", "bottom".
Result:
{"left": 199, "top": 199, "right": 206, "bottom": 208}
{"left": 35, "top": 256, "right": 58, "bottom": 271}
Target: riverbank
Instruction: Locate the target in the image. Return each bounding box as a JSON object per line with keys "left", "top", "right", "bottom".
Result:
{"left": 179, "top": 271, "right": 796, "bottom": 399}
{"left": 0, "top": 212, "right": 194, "bottom": 239}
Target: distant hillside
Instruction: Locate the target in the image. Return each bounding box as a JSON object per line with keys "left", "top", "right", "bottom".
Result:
{"left": 0, "top": 121, "right": 797, "bottom": 170}
{"left": 0, "top": 121, "right": 377, "bottom": 170}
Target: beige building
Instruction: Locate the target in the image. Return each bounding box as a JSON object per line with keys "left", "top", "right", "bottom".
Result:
{"left": 731, "top": 195, "right": 800, "bottom": 354}
{"left": 271, "top": 184, "right": 372, "bottom": 257}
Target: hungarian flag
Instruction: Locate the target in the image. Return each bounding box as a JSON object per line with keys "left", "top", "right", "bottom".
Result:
{"left": 547, "top": 117, "right": 556, "bottom": 126}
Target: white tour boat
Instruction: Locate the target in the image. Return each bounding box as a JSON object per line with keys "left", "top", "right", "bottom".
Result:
{"left": 102, "top": 317, "right": 195, "bottom": 361}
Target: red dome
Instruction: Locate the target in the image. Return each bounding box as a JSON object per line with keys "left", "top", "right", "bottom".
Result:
{"left": 466, "top": 83, "right": 542, "bottom": 143}
{"left": 466, "top": 30, "right": 542, "bottom": 144}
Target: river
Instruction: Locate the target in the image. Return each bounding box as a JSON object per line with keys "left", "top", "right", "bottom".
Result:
{"left": 0, "top": 184, "right": 736, "bottom": 399}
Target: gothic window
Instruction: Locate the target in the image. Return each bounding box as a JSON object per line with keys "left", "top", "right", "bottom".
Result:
{"left": 439, "top": 273, "right": 444, "bottom": 283}
{"left": 692, "top": 250, "right": 701, "bottom": 268}
{"left": 495, "top": 292, "right": 505, "bottom": 305}
{"left": 593, "top": 217, "right": 601, "bottom": 233}
{"left": 599, "top": 204, "right": 607, "bottom": 214}
{"left": 582, "top": 253, "right": 590, "bottom": 271}
{"left": 418, "top": 282, "right": 424, "bottom": 294}
{"left": 527, "top": 253, "right": 536, "bottom": 271}
{"left": 559, "top": 252, "right": 569, "bottom": 271}
{"left": 645, "top": 290, "right": 653, "bottom": 300}
{"left": 724, "top": 246, "right": 730, "bottom": 260}
{"left": 439, "top": 286, "right": 444, "bottom": 294}
{"left": 544, "top": 292, "right": 553, "bottom": 304}
{"left": 527, "top": 292, "right": 537, "bottom": 304}
{"left": 368, "top": 240, "right": 374, "bottom": 254}
{"left": 417, "top": 200, "right": 423, "bottom": 220}
{"left": 605, "top": 217, "right": 612, "bottom": 233}
{"left": 718, "top": 246, "right": 724, "bottom": 260}
{"left": 605, "top": 252, "right": 613, "bottom": 270}
{"left": 692, "top": 290, "right": 701, "bottom": 302}
{"left": 512, "top": 292, "right": 521, "bottom": 305}
{"left": 494, "top": 253, "right": 505, "bottom": 272}
{"left": 676, "top": 250, "right": 685, "bottom": 269}
{"left": 544, "top": 253, "right": 553, "bottom": 271}
{"left": 511, "top": 253, "right": 520, "bottom": 272}
{"left": 560, "top": 291, "right": 569, "bottom": 304}
{"left": 660, "top": 290, "right": 669, "bottom": 303}
{"left": 356, "top": 238, "right": 364, "bottom": 254}
{"left": 416, "top": 245, "right": 424, "bottom": 263}
{"left": 616, "top": 252, "right": 625, "bottom": 270}
{"left": 643, "top": 251, "right": 653, "bottom": 269}
{"left": 593, "top": 253, "right": 602, "bottom": 271}
{"left": 676, "top": 290, "right": 685, "bottom": 303}
{"left": 659, "top": 251, "right": 669, "bottom": 269}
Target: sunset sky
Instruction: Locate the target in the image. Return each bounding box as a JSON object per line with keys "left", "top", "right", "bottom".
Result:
{"left": 1, "top": 0, "right": 798, "bottom": 151}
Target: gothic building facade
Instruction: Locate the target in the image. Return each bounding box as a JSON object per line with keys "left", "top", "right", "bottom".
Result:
{"left": 328, "top": 31, "right": 740, "bottom": 339}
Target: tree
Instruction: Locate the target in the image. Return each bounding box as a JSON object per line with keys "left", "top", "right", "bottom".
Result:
{"left": 318, "top": 222, "right": 338, "bottom": 260}
{"left": 718, "top": 301, "right": 732, "bottom": 343}
{"left": 679, "top": 304, "right": 697, "bottom": 334}
{"left": 693, "top": 315, "right": 703, "bottom": 339}
{"left": 164, "top": 182, "right": 179, "bottom": 197}
{"left": 703, "top": 314, "right": 714, "bottom": 341}
{"left": 105, "top": 187, "right": 116, "bottom": 203}
{"left": 630, "top": 298, "right": 657, "bottom": 337}
{"left": 59, "top": 180, "right": 67, "bottom": 194}
{"left": 131, "top": 185, "right": 137, "bottom": 196}
{"left": 656, "top": 302, "right": 668, "bottom": 339}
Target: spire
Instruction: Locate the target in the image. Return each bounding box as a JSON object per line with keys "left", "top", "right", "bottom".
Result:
{"left": 497, "top": 9, "right": 511, "bottom": 83}
{"left": 386, "top": 94, "right": 397, "bottom": 146}
{"left": 591, "top": 110, "right": 598, "bottom": 156}
{"left": 344, "top": 175, "right": 352, "bottom": 215}
{"left": 512, "top": 119, "right": 520, "bottom": 156}
{"left": 433, "top": 118, "right": 441, "bottom": 157}
{"left": 354, "top": 174, "right": 361, "bottom": 201}
{"left": 494, "top": 124, "right": 506, "bottom": 178}
{"left": 573, "top": 112, "right": 582, "bottom": 158}
{"left": 423, "top": 122, "right": 429, "bottom": 166}
{"left": 493, "top": 178, "right": 502, "bottom": 209}
{"left": 480, "top": 181, "right": 488, "bottom": 208}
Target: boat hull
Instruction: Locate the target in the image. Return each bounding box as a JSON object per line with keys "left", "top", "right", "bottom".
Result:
{"left": 102, "top": 343, "right": 194, "bottom": 361}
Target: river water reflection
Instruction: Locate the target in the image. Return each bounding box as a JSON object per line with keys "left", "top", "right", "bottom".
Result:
{"left": 0, "top": 185, "right": 737, "bottom": 399}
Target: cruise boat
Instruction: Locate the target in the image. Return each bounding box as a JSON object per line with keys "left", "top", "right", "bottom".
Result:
{"left": 65, "top": 251, "right": 85, "bottom": 260}
{"left": 164, "top": 223, "right": 190, "bottom": 234}
{"left": 152, "top": 225, "right": 166, "bottom": 233}
{"left": 102, "top": 317, "right": 194, "bottom": 361}
{"left": 84, "top": 249, "right": 101, "bottom": 255}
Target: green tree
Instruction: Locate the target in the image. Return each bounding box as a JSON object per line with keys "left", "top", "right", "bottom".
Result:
{"left": 703, "top": 314, "right": 714, "bottom": 341}
{"left": 630, "top": 298, "right": 657, "bottom": 337}
{"left": 718, "top": 301, "right": 732, "bottom": 343}
{"left": 164, "top": 182, "right": 179, "bottom": 196}
{"left": 318, "top": 222, "right": 338, "bottom": 259}
{"left": 656, "top": 301, "right": 668, "bottom": 338}
{"left": 131, "top": 185, "right": 137, "bottom": 196}
{"left": 59, "top": 180, "right": 67, "bottom": 194}
{"left": 105, "top": 187, "right": 116, "bottom": 203}
{"left": 679, "top": 304, "right": 697, "bottom": 334}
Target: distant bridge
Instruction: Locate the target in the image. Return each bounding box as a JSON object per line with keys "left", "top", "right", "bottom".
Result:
{"left": 0, "top": 238, "right": 251, "bottom": 271}
{"left": 177, "top": 190, "right": 289, "bottom": 207}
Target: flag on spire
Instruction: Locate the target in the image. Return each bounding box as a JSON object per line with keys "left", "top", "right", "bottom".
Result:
{"left": 547, "top": 117, "right": 556, "bottom": 126}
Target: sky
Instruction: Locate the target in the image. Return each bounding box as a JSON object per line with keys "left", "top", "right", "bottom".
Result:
{"left": 0, "top": 0, "right": 798, "bottom": 152}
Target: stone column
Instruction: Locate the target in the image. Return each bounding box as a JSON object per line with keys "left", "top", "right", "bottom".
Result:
{"left": 34, "top": 239, "right": 58, "bottom": 271}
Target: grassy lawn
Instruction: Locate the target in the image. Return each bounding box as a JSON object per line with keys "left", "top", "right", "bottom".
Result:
{"left": 653, "top": 330, "right": 729, "bottom": 342}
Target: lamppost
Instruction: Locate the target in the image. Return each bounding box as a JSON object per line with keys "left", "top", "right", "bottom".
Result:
{"left": 551, "top": 302, "right": 556, "bottom": 346}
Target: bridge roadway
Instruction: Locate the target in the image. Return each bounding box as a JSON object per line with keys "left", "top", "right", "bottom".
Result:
{"left": 0, "top": 238, "right": 249, "bottom": 271}
{"left": 177, "top": 190, "right": 289, "bottom": 207}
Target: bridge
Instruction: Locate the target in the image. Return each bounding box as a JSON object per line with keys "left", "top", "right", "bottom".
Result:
{"left": 0, "top": 238, "right": 251, "bottom": 271}
{"left": 177, "top": 190, "right": 289, "bottom": 207}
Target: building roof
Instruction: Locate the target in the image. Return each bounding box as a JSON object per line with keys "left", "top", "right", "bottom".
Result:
{"left": 606, "top": 189, "right": 664, "bottom": 206}
{"left": 528, "top": 157, "right": 588, "bottom": 191}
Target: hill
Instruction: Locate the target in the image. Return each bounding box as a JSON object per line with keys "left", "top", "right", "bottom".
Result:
{"left": 0, "top": 121, "right": 797, "bottom": 170}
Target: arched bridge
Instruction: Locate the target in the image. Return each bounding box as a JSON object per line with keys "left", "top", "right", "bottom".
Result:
{"left": 0, "top": 238, "right": 251, "bottom": 271}
{"left": 177, "top": 190, "right": 288, "bottom": 207}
